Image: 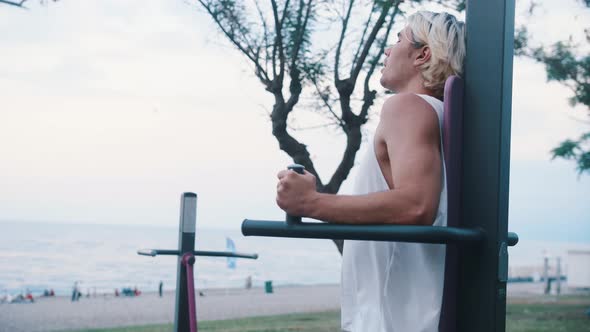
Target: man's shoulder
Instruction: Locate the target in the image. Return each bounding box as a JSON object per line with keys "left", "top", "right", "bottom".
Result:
{"left": 380, "top": 93, "right": 438, "bottom": 127}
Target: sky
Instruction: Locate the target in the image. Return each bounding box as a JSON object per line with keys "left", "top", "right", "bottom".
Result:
{"left": 0, "top": 0, "right": 588, "bottom": 243}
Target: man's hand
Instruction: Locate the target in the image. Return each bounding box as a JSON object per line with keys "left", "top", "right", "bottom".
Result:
{"left": 276, "top": 169, "right": 318, "bottom": 216}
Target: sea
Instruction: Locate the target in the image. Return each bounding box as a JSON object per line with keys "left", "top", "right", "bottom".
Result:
{"left": 0, "top": 221, "right": 588, "bottom": 297}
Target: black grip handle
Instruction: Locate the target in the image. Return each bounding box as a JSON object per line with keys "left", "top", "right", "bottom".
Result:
{"left": 286, "top": 164, "right": 305, "bottom": 224}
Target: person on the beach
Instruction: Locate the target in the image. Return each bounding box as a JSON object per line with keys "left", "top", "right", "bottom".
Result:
{"left": 276, "top": 11, "right": 465, "bottom": 332}
{"left": 25, "top": 290, "right": 34, "bottom": 303}
{"left": 71, "top": 281, "right": 80, "bottom": 302}
{"left": 158, "top": 280, "right": 163, "bottom": 297}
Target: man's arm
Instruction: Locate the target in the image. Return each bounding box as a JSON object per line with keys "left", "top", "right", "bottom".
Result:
{"left": 276, "top": 93, "right": 443, "bottom": 225}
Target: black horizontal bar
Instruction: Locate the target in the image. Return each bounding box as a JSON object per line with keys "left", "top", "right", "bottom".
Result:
{"left": 138, "top": 249, "right": 177, "bottom": 256}
{"left": 137, "top": 249, "right": 258, "bottom": 259}
{"left": 194, "top": 250, "right": 258, "bottom": 259}
{"left": 242, "top": 220, "right": 486, "bottom": 245}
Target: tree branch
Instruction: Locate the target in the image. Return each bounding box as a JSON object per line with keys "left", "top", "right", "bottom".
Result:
{"left": 334, "top": 1, "right": 393, "bottom": 127}
{"left": 283, "top": 0, "right": 314, "bottom": 114}
{"left": 198, "top": 0, "right": 271, "bottom": 85}
{"left": 0, "top": 0, "right": 27, "bottom": 8}
{"left": 359, "top": 2, "right": 400, "bottom": 122}
{"left": 290, "top": 0, "right": 313, "bottom": 70}
{"left": 288, "top": 121, "right": 341, "bottom": 131}
{"left": 335, "top": 0, "right": 354, "bottom": 82}
{"left": 350, "top": 1, "right": 394, "bottom": 82}
{"left": 325, "top": 127, "right": 362, "bottom": 193}
{"left": 350, "top": 1, "right": 377, "bottom": 77}
{"left": 311, "top": 78, "right": 345, "bottom": 127}
{"left": 253, "top": 0, "right": 272, "bottom": 78}
{"left": 271, "top": 97, "right": 325, "bottom": 188}
{"left": 270, "top": 0, "right": 290, "bottom": 85}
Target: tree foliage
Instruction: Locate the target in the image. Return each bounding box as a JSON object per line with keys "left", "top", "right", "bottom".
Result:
{"left": 515, "top": 0, "right": 590, "bottom": 176}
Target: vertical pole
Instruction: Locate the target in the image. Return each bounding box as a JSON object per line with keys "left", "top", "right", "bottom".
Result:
{"left": 543, "top": 256, "right": 549, "bottom": 294}
{"left": 459, "top": 0, "right": 515, "bottom": 331}
{"left": 174, "top": 193, "right": 197, "bottom": 332}
{"left": 556, "top": 257, "right": 561, "bottom": 295}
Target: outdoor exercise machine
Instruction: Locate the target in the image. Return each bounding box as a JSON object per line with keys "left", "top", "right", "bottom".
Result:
{"left": 138, "top": 193, "right": 258, "bottom": 332}
{"left": 242, "top": 0, "right": 518, "bottom": 331}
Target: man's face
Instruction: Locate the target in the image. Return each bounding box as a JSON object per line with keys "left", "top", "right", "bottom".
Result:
{"left": 380, "top": 26, "right": 419, "bottom": 91}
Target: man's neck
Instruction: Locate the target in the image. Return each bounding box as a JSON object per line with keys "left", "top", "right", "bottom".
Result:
{"left": 396, "top": 76, "right": 435, "bottom": 98}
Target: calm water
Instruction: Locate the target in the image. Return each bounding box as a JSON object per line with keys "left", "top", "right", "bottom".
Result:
{"left": 0, "top": 221, "right": 588, "bottom": 296}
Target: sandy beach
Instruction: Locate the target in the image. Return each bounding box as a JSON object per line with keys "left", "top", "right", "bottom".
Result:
{"left": 1, "top": 282, "right": 587, "bottom": 332}
{"left": 0, "top": 284, "right": 341, "bottom": 332}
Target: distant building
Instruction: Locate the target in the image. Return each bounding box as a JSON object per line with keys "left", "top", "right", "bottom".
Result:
{"left": 567, "top": 250, "right": 590, "bottom": 289}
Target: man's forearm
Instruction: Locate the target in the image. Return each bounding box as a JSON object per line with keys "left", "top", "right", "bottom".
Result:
{"left": 308, "top": 189, "right": 433, "bottom": 225}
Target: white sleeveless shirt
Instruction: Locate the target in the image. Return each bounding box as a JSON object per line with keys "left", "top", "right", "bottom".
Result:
{"left": 341, "top": 94, "right": 448, "bottom": 332}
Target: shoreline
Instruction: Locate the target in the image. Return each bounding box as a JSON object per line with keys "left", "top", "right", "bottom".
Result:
{"left": 1, "top": 282, "right": 341, "bottom": 301}
{"left": 0, "top": 284, "right": 341, "bottom": 332}
{"left": 1, "top": 283, "right": 588, "bottom": 332}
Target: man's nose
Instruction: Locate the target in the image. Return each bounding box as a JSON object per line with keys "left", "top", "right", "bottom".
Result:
{"left": 384, "top": 47, "right": 391, "bottom": 56}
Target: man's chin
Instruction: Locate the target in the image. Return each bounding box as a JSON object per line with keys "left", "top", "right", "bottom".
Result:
{"left": 379, "top": 77, "right": 393, "bottom": 91}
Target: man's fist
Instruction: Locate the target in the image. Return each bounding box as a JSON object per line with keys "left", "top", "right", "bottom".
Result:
{"left": 276, "top": 169, "right": 317, "bottom": 216}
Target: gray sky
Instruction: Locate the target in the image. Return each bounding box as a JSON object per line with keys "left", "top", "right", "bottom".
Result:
{"left": 0, "top": 0, "right": 588, "bottom": 242}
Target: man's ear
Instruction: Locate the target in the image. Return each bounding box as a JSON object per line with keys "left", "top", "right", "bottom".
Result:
{"left": 414, "top": 46, "right": 431, "bottom": 67}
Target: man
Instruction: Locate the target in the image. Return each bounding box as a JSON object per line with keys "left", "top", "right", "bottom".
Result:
{"left": 276, "top": 11, "right": 466, "bottom": 332}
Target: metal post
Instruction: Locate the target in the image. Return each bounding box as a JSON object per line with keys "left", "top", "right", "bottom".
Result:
{"left": 459, "top": 0, "right": 515, "bottom": 330}
{"left": 543, "top": 256, "right": 549, "bottom": 294}
{"left": 556, "top": 257, "right": 561, "bottom": 295}
{"left": 174, "top": 193, "right": 197, "bottom": 332}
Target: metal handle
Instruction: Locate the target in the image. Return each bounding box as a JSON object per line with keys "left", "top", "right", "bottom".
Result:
{"left": 137, "top": 249, "right": 179, "bottom": 256}
{"left": 137, "top": 249, "right": 158, "bottom": 257}
{"left": 138, "top": 249, "right": 258, "bottom": 259}
{"left": 193, "top": 250, "right": 258, "bottom": 259}
{"left": 285, "top": 164, "right": 305, "bottom": 225}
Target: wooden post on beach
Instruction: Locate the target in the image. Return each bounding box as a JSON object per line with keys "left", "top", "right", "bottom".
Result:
{"left": 174, "top": 193, "right": 197, "bottom": 332}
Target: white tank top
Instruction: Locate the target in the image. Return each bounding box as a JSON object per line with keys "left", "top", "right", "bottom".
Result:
{"left": 341, "top": 94, "right": 448, "bottom": 332}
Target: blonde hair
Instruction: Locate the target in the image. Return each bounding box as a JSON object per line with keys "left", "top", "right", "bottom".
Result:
{"left": 406, "top": 11, "right": 466, "bottom": 97}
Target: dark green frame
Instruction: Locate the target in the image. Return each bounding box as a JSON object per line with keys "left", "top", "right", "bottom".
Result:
{"left": 458, "top": 0, "right": 515, "bottom": 330}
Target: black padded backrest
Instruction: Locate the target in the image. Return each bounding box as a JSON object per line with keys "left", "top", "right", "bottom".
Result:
{"left": 438, "top": 75, "right": 464, "bottom": 332}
